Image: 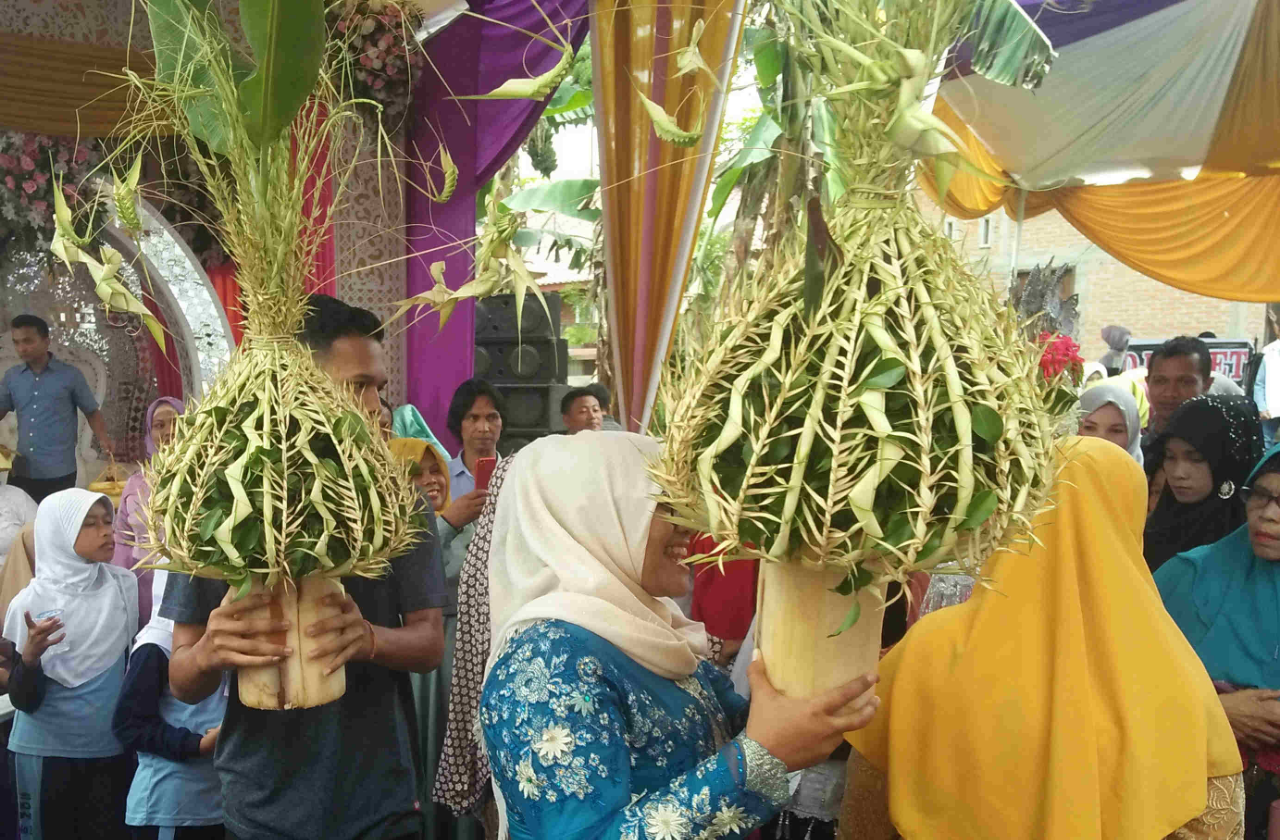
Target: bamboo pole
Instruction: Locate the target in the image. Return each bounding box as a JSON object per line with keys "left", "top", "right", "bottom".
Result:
{"left": 237, "top": 576, "right": 347, "bottom": 710}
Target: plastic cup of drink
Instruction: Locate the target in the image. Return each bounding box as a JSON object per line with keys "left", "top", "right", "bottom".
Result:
{"left": 34, "top": 609, "right": 68, "bottom": 655}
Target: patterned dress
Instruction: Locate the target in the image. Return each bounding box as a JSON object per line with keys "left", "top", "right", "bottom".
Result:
{"left": 481, "top": 619, "right": 789, "bottom": 840}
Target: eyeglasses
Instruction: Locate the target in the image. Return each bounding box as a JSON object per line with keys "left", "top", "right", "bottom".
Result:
{"left": 1241, "top": 486, "right": 1280, "bottom": 514}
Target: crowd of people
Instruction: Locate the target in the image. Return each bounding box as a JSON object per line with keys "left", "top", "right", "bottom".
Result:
{"left": 3, "top": 302, "right": 1280, "bottom": 839}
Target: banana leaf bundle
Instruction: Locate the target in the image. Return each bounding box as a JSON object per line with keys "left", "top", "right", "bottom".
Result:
{"left": 105, "top": 0, "right": 423, "bottom": 708}
{"left": 651, "top": 0, "right": 1069, "bottom": 695}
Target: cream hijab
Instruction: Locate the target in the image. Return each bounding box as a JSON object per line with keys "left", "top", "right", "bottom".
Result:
{"left": 3, "top": 490, "right": 138, "bottom": 687}
{"left": 1079, "top": 380, "right": 1144, "bottom": 466}
{"left": 486, "top": 432, "right": 709, "bottom": 680}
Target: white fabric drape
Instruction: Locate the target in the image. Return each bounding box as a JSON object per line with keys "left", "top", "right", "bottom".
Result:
{"left": 944, "top": 0, "right": 1258, "bottom": 187}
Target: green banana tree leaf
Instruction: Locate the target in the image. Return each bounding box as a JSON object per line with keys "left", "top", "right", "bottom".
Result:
{"left": 967, "top": 0, "right": 1057, "bottom": 90}
{"left": 503, "top": 179, "right": 601, "bottom": 223}
{"left": 237, "top": 0, "right": 327, "bottom": 149}
{"left": 147, "top": 0, "right": 249, "bottom": 154}
{"left": 705, "top": 165, "right": 743, "bottom": 225}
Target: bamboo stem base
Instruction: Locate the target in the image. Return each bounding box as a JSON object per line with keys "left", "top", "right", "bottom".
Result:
{"left": 757, "top": 563, "right": 884, "bottom": 711}
{"left": 236, "top": 576, "right": 347, "bottom": 710}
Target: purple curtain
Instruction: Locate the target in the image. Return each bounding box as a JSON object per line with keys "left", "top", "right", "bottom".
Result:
{"left": 405, "top": 0, "right": 589, "bottom": 455}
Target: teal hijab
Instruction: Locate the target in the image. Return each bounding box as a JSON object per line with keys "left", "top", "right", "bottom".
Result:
{"left": 1155, "top": 443, "right": 1280, "bottom": 689}
{"left": 392, "top": 405, "right": 446, "bottom": 455}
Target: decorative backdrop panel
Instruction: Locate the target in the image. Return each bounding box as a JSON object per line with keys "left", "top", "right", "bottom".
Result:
{"left": 333, "top": 125, "right": 409, "bottom": 407}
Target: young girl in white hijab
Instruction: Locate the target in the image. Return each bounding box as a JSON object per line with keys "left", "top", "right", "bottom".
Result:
{"left": 112, "top": 569, "right": 227, "bottom": 839}
{"left": 4, "top": 489, "right": 138, "bottom": 839}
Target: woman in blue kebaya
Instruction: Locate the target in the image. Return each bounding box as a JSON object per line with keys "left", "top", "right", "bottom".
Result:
{"left": 113, "top": 569, "right": 227, "bottom": 840}
{"left": 479, "top": 432, "right": 880, "bottom": 840}
{"left": 4, "top": 489, "right": 138, "bottom": 840}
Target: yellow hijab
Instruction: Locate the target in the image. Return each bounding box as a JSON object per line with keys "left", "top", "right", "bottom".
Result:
{"left": 847, "top": 436, "right": 1241, "bottom": 840}
{"left": 387, "top": 437, "right": 451, "bottom": 508}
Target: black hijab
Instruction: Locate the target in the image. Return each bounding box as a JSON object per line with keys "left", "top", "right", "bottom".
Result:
{"left": 1143, "top": 395, "right": 1264, "bottom": 573}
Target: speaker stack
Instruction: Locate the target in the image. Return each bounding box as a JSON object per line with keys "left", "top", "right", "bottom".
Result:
{"left": 474, "top": 293, "right": 572, "bottom": 454}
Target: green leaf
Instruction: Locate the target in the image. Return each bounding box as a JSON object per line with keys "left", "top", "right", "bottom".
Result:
{"left": 725, "top": 114, "right": 782, "bottom": 171}
{"left": 198, "top": 506, "right": 227, "bottom": 541}
{"left": 971, "top": 404, "right": 1005, "bottom": 443}
{"left": 234, "top": 574, "right": 255, "bottom": 600}
{"left": 145, "top": 0, "right": 246, "bottom": 154}
{"left": 811, "top": 101, "right": 848, "bottom": 203}
{"left": 880, "top": 512, "right": 914, "bottom": 548}
{"left": 967, "top": 0, "right": 1057, "bottom": 90}
{"left": 544, "top": 82, "right": 593, "bottom": 116}
{"left": 237, "top": 0, "right": 327, "bottom": 149}
{"left": 918, "top": 529, "right": 944, "bottom": 562}
{"left": 959, "top": 489, "right": 1000, "bottom": 531}
{"left": 830, "top": 574, "right": 855, "bottom": 596}
{"left": 503, "top": 179, "right": 601, "bottom": 223}
{"left": 752, "top": 31, "right": 783, "bottom": 93}
{"left": 828, "top": 597, "right": 861, "bottom": 637}
{"left": 706, "top": 166, "right": 743, "bottom": 224}
{"left": 853, "top": 564, "right": 874, "bottom": 590}
{"left": 862, "top": 358, "right": 907, "bottom": 391}
{"left": 234, "top": 517, "right": 263, "bottom": 556}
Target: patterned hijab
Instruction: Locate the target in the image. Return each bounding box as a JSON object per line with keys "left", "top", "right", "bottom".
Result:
{"left": 1144, "top": 395, "right": 1263, "bottom": 573}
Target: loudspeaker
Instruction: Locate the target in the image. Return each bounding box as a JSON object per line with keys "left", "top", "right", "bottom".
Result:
{"left": 474, "top": 338, "right": 569, "bottom": 384}
{"left": 475, "top": 293, "right": 562, "bottom": 341}
{"left": 495, "top": 383, "right": 573, "bottom": 457}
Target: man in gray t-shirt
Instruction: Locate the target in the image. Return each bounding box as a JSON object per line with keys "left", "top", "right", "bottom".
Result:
{"left": 161, "top": 296, "right": 447, "bottom": 840}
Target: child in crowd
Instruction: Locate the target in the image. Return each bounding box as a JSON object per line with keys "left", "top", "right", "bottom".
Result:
{"left": 114, "top": 569, "right": 226, "bottom": 840}
{"left": 4, "top": 489, "right": 138, "bottom": 839}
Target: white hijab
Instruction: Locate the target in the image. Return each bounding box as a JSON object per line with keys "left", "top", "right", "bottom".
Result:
{"left": 133, "top": 568, "right": 173, "bottom": 655}
{"left": 486, "top": 432, "right": 709, "bottom": 680}
{"left": 1079, "top": 381, "right": 1145, "bottom": 467}
{"left": 3, "top": 489, "right": 138, "bottom": 688}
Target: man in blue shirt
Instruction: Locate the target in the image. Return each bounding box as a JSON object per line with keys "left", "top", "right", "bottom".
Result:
{"left": 440, "top": 379, "right": 504, "bottom": 533}
{"left": 0, "top": 315, "right": 114, "bottom": 502}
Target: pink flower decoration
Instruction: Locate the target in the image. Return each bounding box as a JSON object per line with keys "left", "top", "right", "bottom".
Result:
{"left": 32, "top": 200, "right": 47, "bottom": 213}
{"left": 0, "top": 153, "right": 14, "bottom": 168}
{"left": 57, "top": 149, "right": 69, "bottom": 163}
{"left": 20, "top": 155, "right": 35, "bottom": 171}
{"left": 4, "top": 176, "right": 14, "bottom": 189}
{"left": 22, "top": 180, "right": 37, "bottom": 194}
{"left": 359, "top": 54, "right": 372, "bottom": 67}
{"left": 33, "top": 172, "right": 48, "bottom": 185}
{"left": 336, "top": 18, "right": 347, "bottom": 31}
{"left": 372, "top": 77, "right": 385, "bottom": 90}
{"left": 74, "top": 147, "right": 89, "bottom": 163}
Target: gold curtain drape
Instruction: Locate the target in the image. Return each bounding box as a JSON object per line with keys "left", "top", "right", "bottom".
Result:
{"left": 592, "top": 0, "right": 745, "bottom": 430}
{"left": 0, "top": 34, "right": 146, "bottom": 138}
{"left": 917, "top": 0, "right": 1280, "bottom": 302}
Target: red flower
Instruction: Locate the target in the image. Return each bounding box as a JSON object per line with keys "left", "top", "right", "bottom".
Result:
{"left": 1036, "top": 332, "right": 1085, "bottom": 384}
{"left": 20, "top": 155, "right": 35, "bottom": 171}
{"left": 21, "top": 179, "right": 37, "bottom": 194}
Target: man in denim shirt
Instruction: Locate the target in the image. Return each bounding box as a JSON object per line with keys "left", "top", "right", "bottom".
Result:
{"left": 0, "top": 315, "right": 114, "bottom": 502}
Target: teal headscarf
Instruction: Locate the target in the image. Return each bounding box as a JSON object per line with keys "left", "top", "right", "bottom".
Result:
{"left": 392, "top": 405, "right": 446, "bottom": 455}
{"left": 1155, "top": 443, "right": 1280, "bottom": 689}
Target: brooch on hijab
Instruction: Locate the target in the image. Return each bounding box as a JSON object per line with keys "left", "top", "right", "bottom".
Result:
{"left": 1219, "top": 480, "right": 1237, "bottom": 500}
